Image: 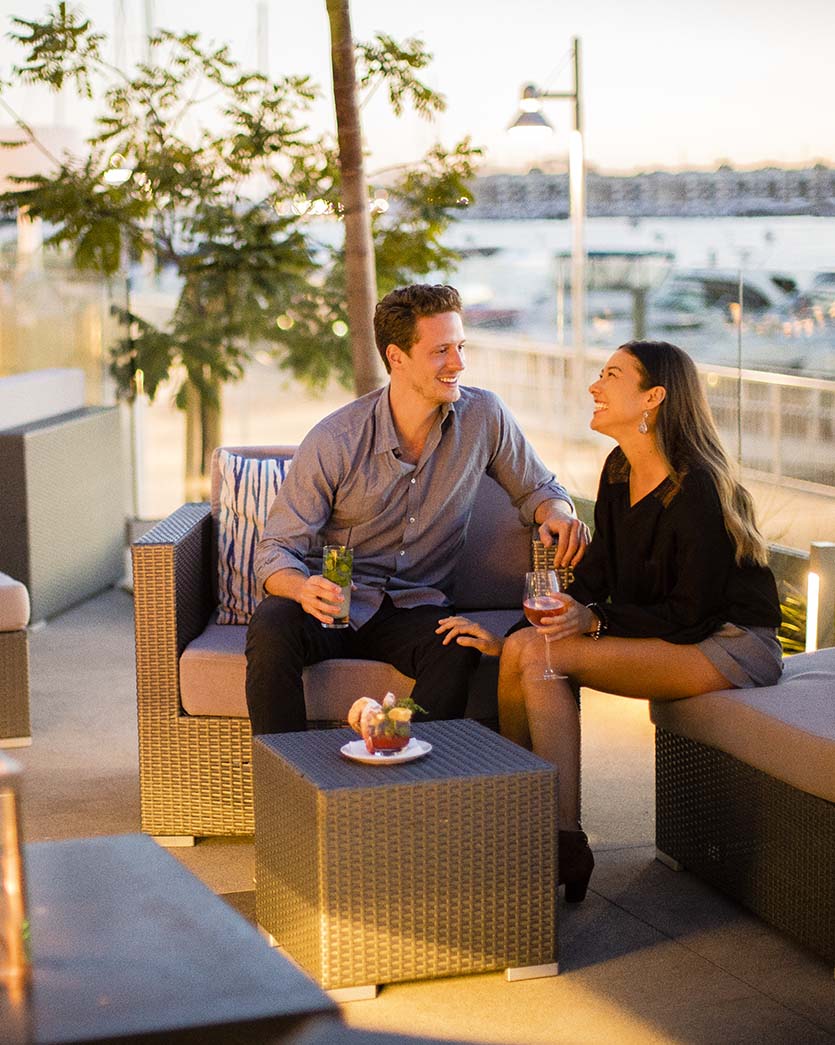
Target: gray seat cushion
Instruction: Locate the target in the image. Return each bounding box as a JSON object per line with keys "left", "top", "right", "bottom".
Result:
{"left": 180, "top": 624, "right": 413, "bottom": 721}
{"left": 650, "top": 647, "right": 835, "bottom": 804}
{"left": 180, "top": 609, "right": 522, "bottom": 721}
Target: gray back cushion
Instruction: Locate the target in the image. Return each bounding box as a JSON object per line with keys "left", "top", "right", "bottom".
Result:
{"left": 452, "top": 473, "right": 532, "bottom": 610}
{"left": 210, "top": 445, "right": 531, "bottom": 614}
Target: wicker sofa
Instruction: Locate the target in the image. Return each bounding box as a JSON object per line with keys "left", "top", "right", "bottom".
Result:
{"left": 131, "top": 444, "right": 545, "bottom": 844}
{"left": 651, "top": 646, "right": 835, "bottom": 969}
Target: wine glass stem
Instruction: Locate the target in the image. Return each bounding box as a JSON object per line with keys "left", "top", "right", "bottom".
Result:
{"left": 544, "top": 634, "right": 554, "bottom": 675}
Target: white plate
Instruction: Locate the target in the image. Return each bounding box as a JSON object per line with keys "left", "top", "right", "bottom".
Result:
{"left": 340, "top": 738, "right": 432, "bottom": 765}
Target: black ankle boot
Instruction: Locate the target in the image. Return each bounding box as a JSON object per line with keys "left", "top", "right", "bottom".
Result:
{"left": 558, "top": 829, "right": 594, "bottom": 903}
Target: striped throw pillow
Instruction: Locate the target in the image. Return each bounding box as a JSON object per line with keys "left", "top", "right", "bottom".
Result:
{"left": 216, "top": 450, "right": 290, "bottom": 625}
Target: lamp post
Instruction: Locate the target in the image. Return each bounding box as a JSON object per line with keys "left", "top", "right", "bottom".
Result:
{"left": 509, "top": 37, "right": 586, "bottom": 413}
{"left": 103, "top": 157, "right": 146, "bottom": 522}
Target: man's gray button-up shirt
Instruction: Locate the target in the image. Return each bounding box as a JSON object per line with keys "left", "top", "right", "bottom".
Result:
{"left": 254, "top": 384, "right": 572, "bottom": 627}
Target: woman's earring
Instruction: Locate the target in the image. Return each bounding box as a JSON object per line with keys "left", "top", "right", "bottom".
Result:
{"left": 638, "top": 410, "right": 649, "bottom": 434}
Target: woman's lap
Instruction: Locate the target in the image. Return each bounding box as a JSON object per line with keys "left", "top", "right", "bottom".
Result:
{"left": 506, "top": 628, "right": 733, "bottom": 700}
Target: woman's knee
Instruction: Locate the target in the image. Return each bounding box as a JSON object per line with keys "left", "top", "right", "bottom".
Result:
{"left": 520, "top": 634, "right": 589, "bottom": 680}
{"left": 503, "top": 627, "right": 539, "bottom": 666}
{"left": 511, "top": 628, "right": 557, "bottom": 674}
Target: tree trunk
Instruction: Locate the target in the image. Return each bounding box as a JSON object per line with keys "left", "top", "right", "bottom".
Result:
{"left": 184, "top": 379, "right": 221, "bottom": 502}
{"left": 326, "top": 0, "right": 386, "bottom": 397}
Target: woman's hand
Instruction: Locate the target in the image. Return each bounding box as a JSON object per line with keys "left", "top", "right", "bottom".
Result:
{"left": 537, "top": 595, "right": 598, "bottom": 640}
{"left": 347, "top": 697, "right": 380, "bottom": 733}
{"left": 436, "top": 616, "right": 504, "bottom": 657}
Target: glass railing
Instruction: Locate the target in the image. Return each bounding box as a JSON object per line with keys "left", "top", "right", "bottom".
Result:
{"left": 463, "top": 330, "right": 835, "bottom": 552}
{"left": 0, "top": 221, "right": 833, "bottom": 551}
{"left": 0, "top": 249, "right": 122, "bottom": 406}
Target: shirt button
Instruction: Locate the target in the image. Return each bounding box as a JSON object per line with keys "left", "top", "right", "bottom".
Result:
{"left": 409, "top": 516, "right": 415, "bottom": 523}
{"left": 400, "top": 550, "right": 405, "bottom": 556}
{"left": 410, "top": 478, "right": 416, "bottom": 484}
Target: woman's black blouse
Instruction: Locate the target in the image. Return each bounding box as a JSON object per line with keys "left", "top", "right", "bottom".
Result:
{"left": 567, "top": 448, "right": 782, "bottom": 644}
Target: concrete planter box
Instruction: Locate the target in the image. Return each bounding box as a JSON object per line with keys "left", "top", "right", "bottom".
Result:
{"left": 0, "top": 407, "right": 126, "bottom": 621}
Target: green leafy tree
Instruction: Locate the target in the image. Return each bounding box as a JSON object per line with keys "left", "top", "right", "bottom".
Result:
{"left": 0, "top": 3, "right": 479, "bottom": 493}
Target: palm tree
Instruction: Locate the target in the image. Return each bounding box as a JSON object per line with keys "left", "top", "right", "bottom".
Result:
{"left": 325, "top": 0, "right": 385, "bottom": 396}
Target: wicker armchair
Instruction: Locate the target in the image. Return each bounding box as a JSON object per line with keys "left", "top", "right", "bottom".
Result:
{"left": 131, "top": 445, "right": 542, "bottom": 843}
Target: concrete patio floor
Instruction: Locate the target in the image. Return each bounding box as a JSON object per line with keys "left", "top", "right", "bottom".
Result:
{"left": 12, "top": 585, "right": 835, "bottom": 1045}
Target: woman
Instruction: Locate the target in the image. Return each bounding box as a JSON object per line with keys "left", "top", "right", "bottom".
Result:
{"left": 437, "top": 340, "right": 783, "bottom": 902}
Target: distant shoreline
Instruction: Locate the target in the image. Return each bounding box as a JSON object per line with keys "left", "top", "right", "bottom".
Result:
{"left": 462, "top": 166, "right": 835, "bottom": 220}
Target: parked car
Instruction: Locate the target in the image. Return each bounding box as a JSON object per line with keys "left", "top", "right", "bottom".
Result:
{"left": 797, "top": 271, "right": 835, "bottom": 315}
{"left": 648, "top": 268, "right": 798, "bottom": 331}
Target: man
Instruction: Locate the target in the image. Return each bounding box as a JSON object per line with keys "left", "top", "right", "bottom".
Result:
{"left": 246, "top": 284, "right": 588, "bottom": 734}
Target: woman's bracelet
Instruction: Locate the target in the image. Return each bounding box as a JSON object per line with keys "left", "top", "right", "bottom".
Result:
{"left": 586, "top": 602, "right": 608, "bottom": 640}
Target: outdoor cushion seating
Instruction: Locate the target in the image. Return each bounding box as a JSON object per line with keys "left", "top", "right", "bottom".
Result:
{"left": 651, "top": 646, "right": 835, "bottom": 967}
{"left": 0, "top": 571, "right": 31, "bottom": 746}
{"left": 131, "top": 444, "right": 538, "bottom": 842}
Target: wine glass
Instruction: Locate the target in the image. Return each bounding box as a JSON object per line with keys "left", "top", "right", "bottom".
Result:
{"left": 523, "top": 570, "right": 568, "bottom": 680}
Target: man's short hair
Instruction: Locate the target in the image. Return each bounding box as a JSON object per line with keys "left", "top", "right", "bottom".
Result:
{"left": 373, "top": 284, "right": 462, "bottom": 372}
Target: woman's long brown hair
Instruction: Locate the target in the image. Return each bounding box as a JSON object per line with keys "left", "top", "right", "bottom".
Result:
{"left": 623, "top": 340, "right": 769, "bottom": 566}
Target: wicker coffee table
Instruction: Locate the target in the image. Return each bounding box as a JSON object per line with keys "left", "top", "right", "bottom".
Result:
{"left": 253, "top": 719, "right": 559, "bottom": 999}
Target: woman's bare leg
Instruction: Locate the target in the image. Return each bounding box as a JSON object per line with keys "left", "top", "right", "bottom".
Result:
{"left": 543, "top": 633, "right": 732, "bottom": 699}
{"left": 526, "top": 676, "right": 581, "bottom": 829}
{"left": 498, "top": 628, "right": 734, "bottom": 831}
{"left": 497, "top": 632, "right": 532, "bottom": 749}
{"left": 499, "top": 628, "right": 581, "bottom": 829}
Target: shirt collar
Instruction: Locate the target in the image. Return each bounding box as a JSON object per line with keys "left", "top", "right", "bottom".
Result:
{"left": 373, "top": 388, "right": 456, "bottom": 455}
{"left": 373, "top": 386, "right": 401, "bottom": 454}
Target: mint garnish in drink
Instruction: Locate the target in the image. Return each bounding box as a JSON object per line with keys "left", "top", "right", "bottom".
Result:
{"left": 323, "top": 545, "right": 353, "bottom": 587}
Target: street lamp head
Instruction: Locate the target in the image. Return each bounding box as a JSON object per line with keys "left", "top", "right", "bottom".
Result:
{"left": 508, "top": 83, "right": 554, "bottom": 132}
{"left": 508, "top": 109, "right": 554, "bottom": 132}
{"left": 103, "top": 152, "right": 133, "bottom": 186}
{"left": 103, "top": 168, "right": 133, "bottom": 186}
{"left": 508, "top": 84, "right": 554, "bottom": 132}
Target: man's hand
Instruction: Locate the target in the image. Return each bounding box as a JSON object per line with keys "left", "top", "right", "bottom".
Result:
{"left": 264, "top": 568, "right": 346, "bottom": 625}
{"left": 298, "top": 574, "right": 346, "bottom": 625}
{"left": 536, "top": 502, "right": 590, "bottom": 568}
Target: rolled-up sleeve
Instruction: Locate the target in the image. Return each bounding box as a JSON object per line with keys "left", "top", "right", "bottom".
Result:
{"left": 253, "top": 436, "right": 337, "bottom": 592}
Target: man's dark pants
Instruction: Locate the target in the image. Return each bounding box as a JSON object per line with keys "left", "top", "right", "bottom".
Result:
{"left": 245, "top": 594, "right": 480, "bottom": 734}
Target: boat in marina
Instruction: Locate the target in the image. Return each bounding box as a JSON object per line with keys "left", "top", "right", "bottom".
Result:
{"left": 442, "top": 239, "right": 834, "bottom": 377}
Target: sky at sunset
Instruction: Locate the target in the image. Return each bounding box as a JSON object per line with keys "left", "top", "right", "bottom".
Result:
{"left": 0, "top": 0, "right": 832, "bottom": 175}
